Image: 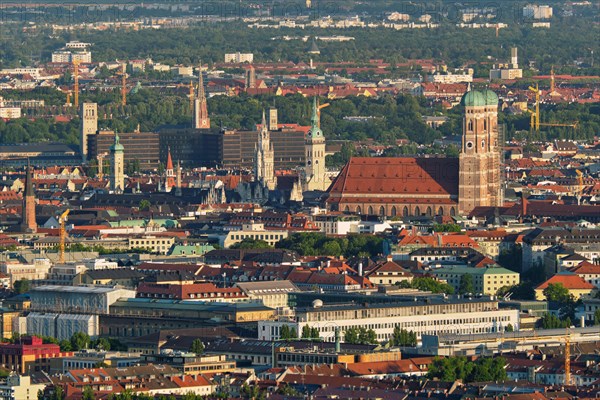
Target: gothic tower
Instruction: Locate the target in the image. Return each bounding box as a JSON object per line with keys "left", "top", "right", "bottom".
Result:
{"left": 80, "top": 102, "right": 98, "bottom": 161}
{"left": 193, "top": 65, "right": 210, "bottom": 129}
{"left": 254, "top": 110, "right": 276, "bottom": 190}
{"left": 21, "top": 161, "right": 37, "bottom": 233}
{"left": 458, "top": 88, "right": 502, "bottom": 214}
{"left": 165, "top": 147, "right": 175, "bottom": 192}
{"left": 304, "top": 97, "right": 328, "bottom": 191}
{"left": 110, "top": 133, "right": 125, "bottom": 193}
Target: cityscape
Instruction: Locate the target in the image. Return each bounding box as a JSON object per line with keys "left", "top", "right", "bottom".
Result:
{"left": 0, "top": 0, "right": 599, "bottom": 399}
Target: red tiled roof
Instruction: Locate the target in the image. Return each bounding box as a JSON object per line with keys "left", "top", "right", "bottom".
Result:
{"left": 536, "top": 273, "right": 595, "bottom": 290}
{"left": 327, "top": 157, "right": 458, "bottom": 201}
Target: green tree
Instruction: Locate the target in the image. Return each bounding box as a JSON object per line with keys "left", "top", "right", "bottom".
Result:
{"left": 138, "top": 199, "right": 151, "bottom": 211}
{"left": 391, "top": 326, "right": 417, "bottom": 346}
{"left": 94, "top": 338, "right": 111, "bottom": 351}
{"left": 543, "top": 283, "right": 572, "bottom": 303}
{"left": 595, "top": 309, "right": 600, "bottom": 326}
{"left": 59, "top": 340, "right": 72, "bottom": 352}
{"left": 82, "top": 386, "right": 95, "bottom": 400}
{"left": 345, "top": 327, "right": 377, "bottom": 344}
{"left": 13, "top": 278, "right": 30, "bottom": 294}
{"left": 190, "top": 338, "right": 205, "bottom": 355}
{"left": 230, "top": 238, "right": 271, "bottom": 249}
{"left": 538, "top": 313, "right": 572, "bottom": 329}
{"left": 279, "top": 325, "right": 297, "bottom": 340}
{"left": 398, "top": 276, "right": 454, "bottom": 294}
{"left": 505, "top": 323, "right": 514, "bottom": 332}
{"left": 70, "top": 332, "right": 91, "bottom": 351}
{"left": 432, "top": 223, "right": 462, "bottom": 232}
{"left": 459, "top": 274, "right": 475, "bottom": 295}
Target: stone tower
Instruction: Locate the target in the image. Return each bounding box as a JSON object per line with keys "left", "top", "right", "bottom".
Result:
{"left": 458, "top": 88, "right": 502, "bottom": 214}
{"left": 21, "top": 161, "right": 37, "bottom": 233}
{"left": 80, "top": 102, "right": 98, "bottom": 161}
{"left": 193, "top": 65, "right": 210, "bottom": 129}
{"left": 110, "top": 133, "right": 125, "bottom": 193}
{"left": 254, "top": 110, "right": 276, "bottom": 190}
{"left": 304, "top": 97, "right": 328, "bottom": 191}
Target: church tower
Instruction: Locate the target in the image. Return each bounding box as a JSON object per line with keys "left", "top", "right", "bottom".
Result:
{"left": 21, "top": 161, "right": 37, "bottom": 233}
{"left": 304, "top": 97, "right": 328, "bottom": 191}
{"left": 193, "top": 65, "right": 210, "bottom": 129}
{"left": 165, "top": 147, "right": 175, "bottom": 192}
{"left": 254, "top": 110, "right": 276, "bottom": 190}
{"left": 80, "top": 102, "right": 98, "bottom": 161}
{"left": 458, "top": 88, "right": 502, "bottom": 214}
{"left": 110, "top": 133, "right": 125, "bottom": 193}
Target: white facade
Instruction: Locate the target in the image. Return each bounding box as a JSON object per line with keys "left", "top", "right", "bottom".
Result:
{"left": 0, "top": 68, "right": 41, "bottom": 79}
{"left": 429, "top": 72, "right": 473, "bottom": 84}
{"left": 0, "top": 107, "right": 21, "bottom": 119}
{"left": 51, "top": 51, "right": 92, "bottom": 63}
{"left": 523, "top": 5, "right": 553, "bottom": 19}
{"left": 23, "top": 312, "right": 99, "bottom": 340}
{"left": 222, "top": 222, "right": 288, "bottom": 248}
{"left": 29, "top": 285, "right": 136, "bottom": 314}
{"left": 0, "top": 374, "right": 46, "bottom": 400}
{"left": 224, "top": 52, "right": 254, "bottom": 63}
{"left": 259, "top": 299, "right": 519, "bottom": 342}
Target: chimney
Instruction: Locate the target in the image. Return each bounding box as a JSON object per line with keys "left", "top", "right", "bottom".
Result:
{"left": 358, "top": 262, "right": 363, "bottom": 276}
{"left": 386, "top": 255, "right": 393, "bottom": 262}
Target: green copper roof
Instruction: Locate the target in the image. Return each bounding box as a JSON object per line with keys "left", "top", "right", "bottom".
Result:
{"left": 307, "top": 97, "right": 322, "bottom": 138}
{"left": 110, "top": 133, "right": 124, "bottom": 152}
{"left": 481, "top": 89, "right": 499, "bottom": 106}
{"left": 461, "top": 90, "right": 486, "bottom": 107}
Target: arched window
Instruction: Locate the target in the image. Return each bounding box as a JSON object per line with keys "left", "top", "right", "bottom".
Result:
{"left": 414, "top": 206, "right": 421, "bottom": 216}
{"left": 379, "top": 206, "right": 385, "bottom": 216}
{"left": 450, "top": 207, "right": 456, "bottom": 216}
{"left": 438, "top": 207, "right": 444, "bottom": 216}
{"left": 467, "top": 120, "right": 473, "bottom": 131}
{"left": 356, "top": 206, "right": 362, "bottom": 214}
{"left": 403, "top": 206, "right": 409, "bottom": 217}
{"left": 426, "top": 207, "right": 432, "bottom": 216}
{"left": 391, "top": 206, "right": 397, "bottom": 217}
{"left": 344, "top": 206, "right": 350, "bottom": 213}
{"left": 368, "top": 206, "right": 374, "bottom": 215}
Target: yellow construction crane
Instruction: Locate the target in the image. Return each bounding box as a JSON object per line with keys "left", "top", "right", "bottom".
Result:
{"left": 58, "top": 209, "right": 70, "bottom": 264}
{"left": 96, "top": 152, "right": 108, "bottom": 180}
{"left": 529, "top": 83, "right": 578, "bottom": 132}
{"left": 528, "top": 84, "right": 540, "bottom": 132}
{"left": 564, "top": 328, "right": 571, "bottom": 386}
{"left": 189, "top": 81, "right": 195, "bottom": 111}
{"left": 116, "top": 63, "right": 127, "bottom": 106}
{"left": 576, "top": 169, "right": 584, "bottom": 205}
{"left": 316, "top": 100, "right": 329, "bottom": 128}
{"left": 72, "top": 59, "right": 80, "bottom": 109}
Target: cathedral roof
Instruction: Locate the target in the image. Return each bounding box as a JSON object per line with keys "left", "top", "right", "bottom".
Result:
{"left": 481, "top": 89, "right": 499, "bottom": 106}
{"left": 327, "top": 157, "right": 459, "bottom": 200}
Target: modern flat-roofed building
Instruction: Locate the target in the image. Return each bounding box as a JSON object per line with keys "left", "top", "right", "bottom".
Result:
{"left": 158, "top": 127, "right": 222, "bottom": 167}
{"left": 28, "top": 285, "right": 136, "bottom": 314}
{"left": 87, "top": 130, "right": 160, "bottom": 171}
{"left": 222, "top": 128, "right": 306, "bottom": 170}
{"left": 259, "top": 296, "right": 519, "bottom": 342}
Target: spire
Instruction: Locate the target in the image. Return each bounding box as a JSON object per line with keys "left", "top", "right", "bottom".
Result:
{"left": 261, "top": 109, "right": 267, "bottom": 132}
{"left": 311, "top": 97, "right": 319, "bottom": 128}
{"left": 166, "top": 146, "right": 174, "bottom": 171}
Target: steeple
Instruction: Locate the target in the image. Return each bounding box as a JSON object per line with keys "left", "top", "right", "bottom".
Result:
{"left": 254, "top": 109, "right": 276, "bottom": 190}
{"left": 193, "top": 63, "right": 210, "bottom": 129}
{"left": 304, "top": 97, "right": 328, "bottom": 191}
{"left": 110, "top": 133, "right": 125, "bottom": 193}
{"left": 165, "top": 146, "right": 175, "bottom": 192}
